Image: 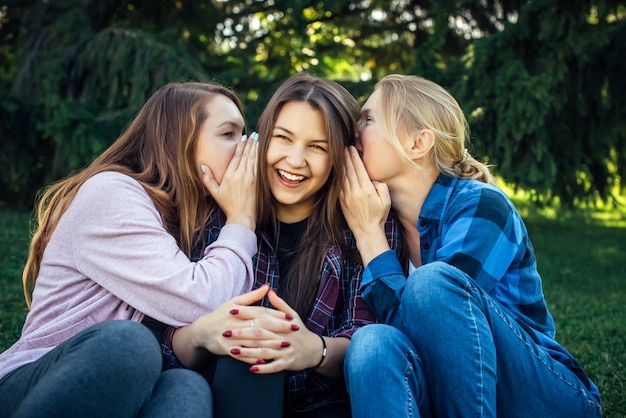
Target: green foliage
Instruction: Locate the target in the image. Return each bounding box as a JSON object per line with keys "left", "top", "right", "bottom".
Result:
{"left": 0, "top": 92, "right": 50, "bottom": 208}
{"left": 6, "top": 0, "right": 214, "bottom": 188}
{"left": 0, "top": 0, "right": 624, "bottom": 207}
{"left": 466, "top": 0, "right": 626, "bottom": 206}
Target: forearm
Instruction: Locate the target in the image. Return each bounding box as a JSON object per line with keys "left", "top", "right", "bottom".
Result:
{"left": 354, "top": 229, "right": 391, "bottom": 267}
{"left": 171, "top": 324, "right": 213, "bottom": 370}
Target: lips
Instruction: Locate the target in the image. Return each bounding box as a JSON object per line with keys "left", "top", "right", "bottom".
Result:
{"left": 278, "top": 169, "right": 306, "bottom": 182}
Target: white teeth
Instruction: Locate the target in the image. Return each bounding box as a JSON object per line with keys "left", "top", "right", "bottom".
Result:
{"left": 278, "top": 170, "right": 305, "bottom": 181}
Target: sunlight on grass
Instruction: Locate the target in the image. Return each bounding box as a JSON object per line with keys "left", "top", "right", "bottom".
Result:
{"left": 497, "top": 179, "right": 626, "bottom": 229}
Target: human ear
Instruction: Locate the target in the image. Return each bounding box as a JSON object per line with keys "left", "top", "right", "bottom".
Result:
{"left": 406, "top": 129, "right": 435, "bottom": 160}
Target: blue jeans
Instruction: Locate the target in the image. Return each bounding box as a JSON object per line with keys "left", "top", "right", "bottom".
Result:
{"left": 0, "top": 320, "right": 212, "bottom": 417}
{"left": 345, "top": 262, "right": 602, "bottom": 418}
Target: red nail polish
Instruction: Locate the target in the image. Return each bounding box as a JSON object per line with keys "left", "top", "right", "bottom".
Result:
{"left": 290, "top": 324, "right": 300, "bottom": 331}
{"left": 281, "top": 341, "right": 291, "bottom": 347}
{"left": 230, "top": 348, "right": 241, "bottom": 355}
{"left": 222, "top": 330, "right": 232, "bottom": 337}
{"left": 229, "top": 309, "right": 239, "bottom": 315}
{"left": 249, "top": 366, "right": 260, "bottom": 372}
{"left": 285, "top": 314, "right": 294, "bottom": 320}
{"left": 256, "top": 359, "right": 266, "bottom": 364}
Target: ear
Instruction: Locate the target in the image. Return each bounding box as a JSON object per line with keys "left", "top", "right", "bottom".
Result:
{"left": 405, "top": 129, "right": 435, "bottom": 160}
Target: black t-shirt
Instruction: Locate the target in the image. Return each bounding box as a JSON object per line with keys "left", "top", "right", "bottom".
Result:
{"left": 276, "top": 218, "right": 308, "bottom": 280}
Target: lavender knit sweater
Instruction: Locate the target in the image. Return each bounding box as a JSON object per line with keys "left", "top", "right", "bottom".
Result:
{"left": 0, "top": 171, "right": 256, "bottom": 380}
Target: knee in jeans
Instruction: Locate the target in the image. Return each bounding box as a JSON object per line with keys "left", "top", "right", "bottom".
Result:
{"left": 94, "top": 321, "right": 162, "bottom": 373}
{"left": 403, "top": 261, "right": 469, "bottom": 310}
{"left": 162, "top": 369, "right": 212, "bottom": 398}
{"left": 347, "top": 325, "right": 403, "bottom": 365}
{"left": 102, "top": 321, "right": 158, "bottom": 350}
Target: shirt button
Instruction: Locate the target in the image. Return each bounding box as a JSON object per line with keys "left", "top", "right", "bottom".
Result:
{"left": 419, "top": 220, "right": 426, "bottom": 227}
{"left": 423, "top": 243, "right": 430, "bottom": 250}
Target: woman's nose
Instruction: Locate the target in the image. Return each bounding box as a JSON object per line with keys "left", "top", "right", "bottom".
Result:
{"left": 285, "top": 145, "right": 306, "bottom": 167}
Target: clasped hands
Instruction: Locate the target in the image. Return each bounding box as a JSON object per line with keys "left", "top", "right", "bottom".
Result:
{"left": 185, "top": 285, "right": 323, "bottom": 374}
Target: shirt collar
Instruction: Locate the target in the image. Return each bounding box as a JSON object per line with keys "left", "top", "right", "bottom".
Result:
{"left": 420, "top": 174, "right": 457, "bottom": 223}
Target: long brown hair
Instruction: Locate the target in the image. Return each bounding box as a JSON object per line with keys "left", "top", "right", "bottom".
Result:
{"left": 256, "top": 73, "right": 359, "bottom": 319}
{"left": 22, "top": 82, "right": 244, "bottom": 308}
{"left": 375, "top": 74, "right": 495, "bottom": 184}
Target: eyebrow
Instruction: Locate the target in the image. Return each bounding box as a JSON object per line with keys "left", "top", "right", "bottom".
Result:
{"left": 274, "top": 126, "right": 328, "bottom": 143}
{"left": 216, "top": 120, "right": 244, "bottom": 130}
{"left": 274, "top": 126, "right": 294, "bottom": 136}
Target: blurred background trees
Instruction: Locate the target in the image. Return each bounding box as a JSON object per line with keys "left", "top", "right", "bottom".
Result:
{"left": 1, "top": 0, "right": 624, "bottom": 208}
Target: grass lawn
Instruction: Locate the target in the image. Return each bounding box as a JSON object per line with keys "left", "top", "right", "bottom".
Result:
{"left": 0, "top": 201, "right": 625, "bottom": 416}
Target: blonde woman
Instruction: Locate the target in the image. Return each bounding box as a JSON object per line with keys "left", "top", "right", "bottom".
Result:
{"left": 340, "top": 74, "right": 601, "bottom": 417}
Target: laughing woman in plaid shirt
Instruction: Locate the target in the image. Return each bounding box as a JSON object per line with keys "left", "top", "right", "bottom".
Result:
{"left": 340, "top": 74, "right": 602, "bottom": 417}
{"left": 219, "top": 73, "right": 399, "bottom": 417}
{"left": 163, "top": 73, "right": 401, "bottom": 417}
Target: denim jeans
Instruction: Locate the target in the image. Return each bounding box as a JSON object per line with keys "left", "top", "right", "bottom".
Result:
{"left": 345, "top": 262, "right": 602, "bottom": 418}
{"left": 0, "top": 320, "right": 212, "bottom": 417}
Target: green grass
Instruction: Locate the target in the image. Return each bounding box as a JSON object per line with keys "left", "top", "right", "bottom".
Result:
{"left": 0, "top": 209, "right": 31, "bottom": 350}
{"left": 510, "top": 197, "right": 626, "bottom": 417}
{"left": 1, "top": 203, "right": 625, "bottom": 416}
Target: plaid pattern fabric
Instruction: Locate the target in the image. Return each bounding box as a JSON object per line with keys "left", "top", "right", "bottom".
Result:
{"left": 362, "top": 175, "right": 555, "bottom": 339}
{"left": 206, "top": 209, "right": 401, "bottom": 411}
{"left": 361, "top": 175, "right": 599, "bottom": 400}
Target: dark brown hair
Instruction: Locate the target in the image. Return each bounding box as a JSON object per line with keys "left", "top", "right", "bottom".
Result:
{"left": 256, "top": 73, "right": 359, "bottom": 319}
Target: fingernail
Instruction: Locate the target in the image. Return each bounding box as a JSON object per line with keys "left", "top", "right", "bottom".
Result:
{"left": 200, "top": 164, "right": 206, "bottom": 174}
{"left": 285, "top": 314, "right": 294, "bottom": 320}
{"left": 252, "top": 132, "right": 259, "bottom": 141}
{"left": 290, "top": 324, "right": 300, "bottom": 331}
{"left": 229, "top": 309, "right": 239, "bottom": 315}
{"left": 222, "top": 330, "right": 232, "bottom": 337}
{"left": 281, "top": 341, "right": 291, "bottom": 347}
{"left": 256, "top": 359, "right": 266, "bottom": 364}
{"left": 249, "top": 366, "right": 260, "bottom": 372}
{"left": 230, "top": 348, "right": 241, "bottom": 355}
{"left": 241, "top": 134, "right": 248, "bottom": 142}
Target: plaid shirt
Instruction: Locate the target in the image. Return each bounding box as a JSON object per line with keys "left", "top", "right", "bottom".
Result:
{"left": 206, "top": 209, "right": 401, "bottom": 411}
{"left": 362, "top": 174, "right": 600, "bottom": 402}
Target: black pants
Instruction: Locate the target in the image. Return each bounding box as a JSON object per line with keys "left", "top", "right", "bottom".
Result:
{"left": 209, "top": 356, "right": 350, "bottom": 418}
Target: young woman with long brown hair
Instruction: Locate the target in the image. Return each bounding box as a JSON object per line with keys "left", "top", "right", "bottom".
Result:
{"left": 0, "top": 81, "right": 261, "bottom": 417}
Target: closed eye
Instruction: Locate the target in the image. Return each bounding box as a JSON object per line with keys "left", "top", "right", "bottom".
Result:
{"left": 274, "top": 134, "right": 291, "bottom": 142}
{"left": 310, "top": 144, "right": 328, "bottom": 152}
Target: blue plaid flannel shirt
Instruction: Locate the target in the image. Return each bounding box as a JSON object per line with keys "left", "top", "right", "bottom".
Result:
{"left": 361, "top": 174, "right": 600, "bottom": 403}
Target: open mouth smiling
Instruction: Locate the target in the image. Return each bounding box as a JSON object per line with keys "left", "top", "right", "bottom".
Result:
{"left": 278, "top": 169, "right": 306, "bottom": 182}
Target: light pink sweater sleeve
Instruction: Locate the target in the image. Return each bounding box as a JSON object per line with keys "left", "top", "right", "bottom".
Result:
{"left": 65, "top": 171, "right": 256, "bottom": 325}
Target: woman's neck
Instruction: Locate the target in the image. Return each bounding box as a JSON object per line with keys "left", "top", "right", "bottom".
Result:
{"left": 388, "top": 163, "right": 439, "bottom": 227}
{"left": 275, "top": 203, "right": 311, "bottom": 224}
